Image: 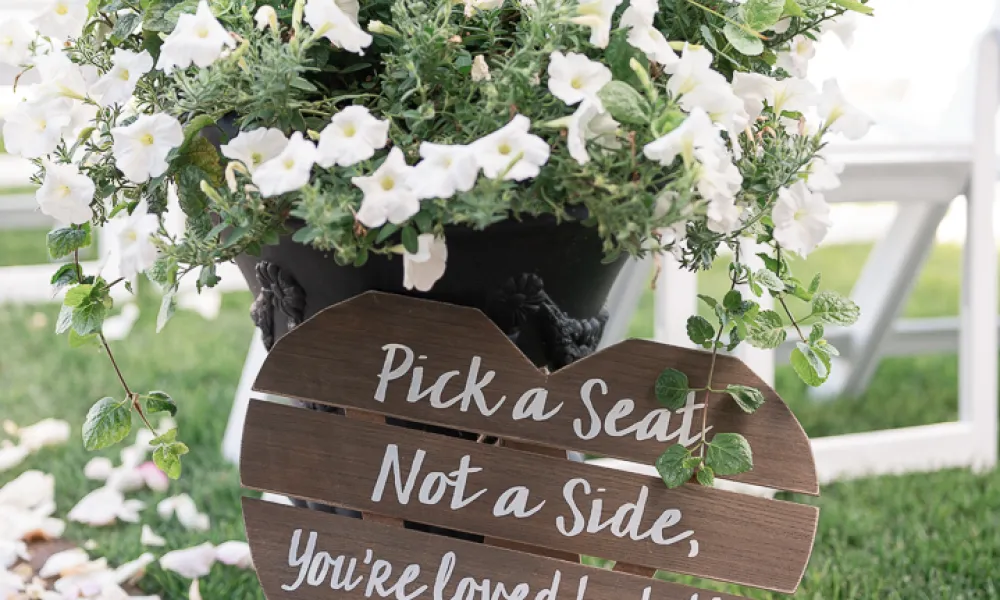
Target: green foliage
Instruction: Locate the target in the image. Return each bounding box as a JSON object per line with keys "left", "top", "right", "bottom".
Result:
{"left": 655, "top": 368, "right": 690, "bottom": 410}
{"left": 82, "top": 396, "right": 132, "bottom": 451}
{"left": 47, "top": 225, "right": 92, "bottom": 260}
{"left": 695, "top": 465, "right": 715, "bottom": 486}
{"left": 145, "top": 391, "right": 178, "bottom": 416}
{"left": 705, "top": 432, "right": 753, "bottom": 476}
{"left": 747, "top": 309, "right": 786, "bottom": 349}
{"left": 810, "top": 290, "right": 861, "bottom": 326}
{"left": 596, "top": 81, "right": 650, "bottom": 125}
{"left": 725, "top": 384, "right": 765, "bottom": 413}
{"left": 655, "top": 444, "right": 694, "bottom": 489}
{"left": 153, "top": 440, "right": 189, "bottom": 479}
{"left": 686, "top": 316, "right": 715, "bottom": 348}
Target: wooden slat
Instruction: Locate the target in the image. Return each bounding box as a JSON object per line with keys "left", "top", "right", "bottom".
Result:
{"left": 240, "top": 401, "right": 818, "bottom": 593}
{"left": 243, "top": 497, "right": 748, "bottom": 600}
{"left": 253, "top": 292, "right": 819, "bottom": 495}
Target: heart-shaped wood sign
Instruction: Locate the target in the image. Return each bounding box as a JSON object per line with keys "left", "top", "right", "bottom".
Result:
{"left": 240, "top": 291, "right": 820, "bottom": 599}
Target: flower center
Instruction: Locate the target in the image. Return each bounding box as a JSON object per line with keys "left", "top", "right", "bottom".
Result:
{"left": 125, "top": 230, "right": 138, "bottom": 242}
{"left": 284, "top": 158, "right": 295, "bottom": 169}
{"left": 570, "top": 77, "right": 584, "bottom": 90}
{"left": 58, "top": 185, "right": 71, "bottom": 197}
{"left": 197, "top": 27, "right": 210, "bottom": 39}
{"left": 342, "top": 123, "right": 357, "bottom": 137}
{"left": 1, "top": 37, "right": 12, "bottom": 47}
{"left": 36, "top": 119, "right": 47, "bottom": 131}
{"left": 55, "top": 3, "right": 69, "bottom": 16}
{"left": 497, "top": 142, "right": 511, "bottom": 155}
{"left": 380, "top": 176, "right": 395, "bottom": 191}
{"left": 119, "top": 68, "right": 130, "bottom": 81}
{"left": 793, "top": 208, "right": 807, "bottom": 221}
{"left": 251, "top": 152, "right": 264, "bottom": 166}
{"left": 140, "top": 133, "right": 155, "bottom": 146}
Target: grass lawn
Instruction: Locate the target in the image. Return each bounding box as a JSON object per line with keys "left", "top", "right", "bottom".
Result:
{"left": 1, "top": 236, "right": 998, "bottom": 599}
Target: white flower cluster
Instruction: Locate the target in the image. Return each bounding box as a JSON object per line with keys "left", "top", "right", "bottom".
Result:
{"left": 0, "top": 0, "right": 873, "bottom": 294}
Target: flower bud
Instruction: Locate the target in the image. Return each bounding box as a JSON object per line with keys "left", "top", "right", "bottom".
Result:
{"left": 471, "top": 55, "right": 491, "bottom": 82}
{"left": 255, "top": 6, "right": 279, "bottom": 32}
{"left": 367, "top": 20, "right": 401, "bottom": 37}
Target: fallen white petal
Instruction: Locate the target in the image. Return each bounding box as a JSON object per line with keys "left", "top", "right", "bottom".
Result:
{"left": 0, "top": 470, "right": 55, "bottom": 510}
{"left": 140, "top": 525, "right": 166, "bottom": 547}
{"left": 0, "top": 540, "right": 28, "bottom": 569}
{"left": 39, "top": 548, "right": 90, "bottom": 579}
{"left": 1, "top": 420, "right": 17, "bottom": 436}
{"left": 214, "top": 541, "right": 252, "bottom": 569}
{"left": 0, "top": 507, "right": 66, "bottom": 542}
{"left": 17, "top": 419, "right": 71, "bottom": 451}
{"left": 0, "top": 443, "right": 29, "bottom": 473}
{"left": 84, "top": 457, "right": 115, "bottom": 481}
{"left": 68, "top": 487, "right": 126, "bottom": 527}
{"left": 137, "top": 462, "right": 169, "bottom": 493}
{"left": 158, "top": 494, "right": 210, "bottom": 531}
{"left": 113, "top": 552, "right": 155, "bottom": 586}
{"left": 0, "top": 568, "right": 25, "bottom": 596}
{"left": 84, "top": 539, "right": 99, "bottom": 551}
{"left": 159, "top": 543, "right": 216, "bottom": 579}
{"left": 106, "top": 467, "right": 146, "bottom": 493}
{"left": 118, "top": 499, "right": 146, "bottom": 523}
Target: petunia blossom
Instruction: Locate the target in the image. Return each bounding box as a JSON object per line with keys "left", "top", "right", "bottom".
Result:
{"left": 547, "top": 51, "right": 612, "bottom": 106}
{"left": 410, "top": 143, "right": 479, "bottom": 200}
{"left": 110, "top": 113, "right": 184, "bottom": 183}
{"left": 33, "top": 0, "right": 88, "bottom": 41}
{"left": 471, "top": 115, "right": 550, "bottom": 181}
{"left": 91, "top": 49, "right": 154, "bottom": 107}
{"left": 772, "top": 180, "right": 831, "bottom": 256}
{"left": 2, "top": 98, "right": 73, "bottom": 159}
{"left": 255, "top": 6, "right": 279, "bottom": 31}
{"left": 0, "top": 19, "right": 35, "bottom": 67}
{"left": 221, "top": 128, "right": 289, "bottom": 173}
{"left": 316, "top": 106, "right": 389, "bottom": 168}
{"left": 156, "top": 0, "right": 236, "bottom": 74}
{"left": 643, "top": 108, "right": 720, "bottom": 166}
{"left": 252, "top": 132, "right": 318, "bottom": 197}
{"left": 115, "top": 201, "right": 160, "bottom": 282}
{"left": 818, "top": 79, "right": 872, "bottom": 140}
{"left": 35, "top": 161, "right": 95, "bottom": 225}
{"left": 776, "top": 35, "right": 815, "bottom": 78}
{"left": 566, "top": 100, "right": 619, "bottom": 166}
{"left": 619, "top": 0, "right": 677, "bottom": 67}
{"left": 304, "top": 0, "right": 373, "bottom": 55}
{"left": 353, "top": 147, "right": 419, "bottom": 228}
{"left": 571, "top": 0, "right": 623, "bottom": 48}
{"left": 403, "top": 234, "right": 447, "bottom": 292}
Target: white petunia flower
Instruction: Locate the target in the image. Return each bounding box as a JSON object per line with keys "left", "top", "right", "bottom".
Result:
{"left": 91, "top": 49, "right": 154, "bottom": 107}
{"left": 694, "top": 146, "right": 742, "bottom": 204}
{"left": 771, "top": 77, "right": 817, "bottom": 115}
{"left": 571, "top": 0, "right": 623, "bottom": 49}
{"left": 68, "top": 487, "right": 145, "bottom": 526}
{"left": 0, "top": 19, "right": 35, "bottom": 67}
{"left": 731, "top": 72, "right": 776, "bottom": 123}
{"left": 465, "top": 0, "right": 505, "bottom": 12}
{"left": 664, "top": 44, "right": 714, "bottom": 86}
{"left": 353, "top": 147, "right": 419, "bottom": 228}
{"left": 777, "top": 35, "right": 815, "bottom": 78}
{"left": 221, "top": 128, "right": 289, "bottom": 173}
{"left": 304, "top": 0, "right": 373, "bottom": 55}
{"left": 683, "top": 79, "right": 748, "bottom": 133}
{"left": 547, "top": 51, "right": 612, "bottom": 106}
{"left": 567, "top": 100, "right": 619, "bottom": 166}
{"left": 115, "top": 200, "right": 160, "bottom": 282}
{"left": 33, "top": 0, "right": 88, "bottom": 41}
{"left": 111, "top": 113, "right": 183, "bottom": 183}
{"left": 1, "top": 98, "right": 72, "bottom": 158}
{"left": 255, "top": 5, "right": 279, "bottom": 31}
{"left": 35, "top": 161, "right": 94, "bottom": 225}
{"left": 773, "top": 180, "right": 831, "bottom": 255}
{"left": 411, "top": 143, "right": 479, "bottom": 200}
{"left": 471, "top": 55, "right": 491, "bottom": 82}
{"left": 156, "top": 0, "right": 236, "bottom": 74}
{"left": 16, "top": 418, "right": 70, "bottom": 451}
{"left": 706, "top": 196, "right": 742, "bottom": 234}
{"left": 818, "top": 79, "right": 872, "bottom": 140}
{"left": 822, "top": 12, "right": 858, "bottom": 47}
{"left": 806, "top": 152, "right": 844, "bottom": 192}
{"left": 643, "top": 107, "right": 720, "bottom": 166}
{"left": 160, "top": 543, "right": 217, "bottom": 579}
{"left": 403, "top": 234, "right": 447, "bottom": 292}
{"left": 33, "top": 51, "right": 94, "bottom": 102}
{"left": 316, "top": 105, "right": 389, "bottom": 168}
{"left": 472, "top": 115, "right": 550, "bottom": 181}
{"left": 252, "top": 132, "right": 318, "bottom": 197}
{"left": 140, "top": 524, "right": 166, "bottom": 547}
{"left": 214, "top": 541, "right": 253, "bottom": 569}
{"left": 619, "top": 0, "right": 677, "bottom": 67}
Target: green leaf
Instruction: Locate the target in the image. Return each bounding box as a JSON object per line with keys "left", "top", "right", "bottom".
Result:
{"left": 686, "top": 316, "right": 715, "bottom": 347}
{"left": 68, "top": 330, "right": 99, "bottom": 348}
{"left": 48, "top": 226, "right": 92, "bottom": 260}
{"left": 145, "top": 391, "right": 177, "bottom": 416}
{"left": 725, "top": 384, "right": 765, "bottom": 414}
{"left": 791, "top": 343, "right": 831, "bottom": 386}
{"left": 723, "top": 22, "right": 764, "bottom": 56}
{"left": 51, "top": 264, "right": 81, "bottom": 289}
{"left": 55, "top": 304, "right": 74, "bottom": 335}
{"left": 150, "top": 428, "right": 178, "bottom": 445}
{"left": 697, "top": 294, "right": 718, "bottom": 310}
{"left": 811, "top": 291, "right": 860, "bottom": 326}
{"left": 654, "top": 368, "right": 690, "bottom": 410}
{"left": 747, "top": 310, "right": 786, "bottom": 349}
{"left": 375, "top": 223, "right": 400, "bottom": 244}
{"left": 655, "top": 445, "right": 694, "bottom": 489}
{"left": 809, "top": 323, "right": 824, "bottom": 344}
{"left": 808, "top": 272, "right": 821, "bottom": 294}
{"left": 401, "top": 226, "right": 420, "bottom": 254}
{"left": 179, "top": 114, "right": 217, "bottom": 153}
{"left": 754, "top": 268, "right": 784, "bottom": 292}
{"left": 696, "top": 465, "right": 715, "bottom": 487}
{"left": 723, "top": 289, "right": 743, "bottom": 313}
{"left": 72, "top": 297, "right": 107, "bottom": 336}
{"left": 597, "top": 81, "right": 650, "bottom": 126}
{"left": 830, "top": 0, "right": 873, "bottom": 15}
{"left": 63, "top": 284, "right": 93, "bottom": 307}
{"left": 157, "top": 290, "right": 177, "bottom": 333}
{"left": 82, "top": 397, "right": 132, "bottom": 451}
{"left": 153, "top": 442, "right": 189, "bottom": 479}
{"left": 705, "top": 433, "right": 754, "bottom": 476}
{"left": 783, "top": 0, "right": 805, "bottom": 17}
{"left": 110, "top": 11, "right": 143, "bottom": 44}
{"left": 744, "top": 0, "right": 785, "bottom": 31}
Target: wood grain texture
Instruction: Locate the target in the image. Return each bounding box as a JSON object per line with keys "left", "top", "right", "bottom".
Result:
{"left": 243, "top": 497, "right": 749, "bottom": 600}
{"left": 253, "top": 292, "right": 818, "bottom": 495}
{"left": 240, "top": 401, "right": 818, "bottom": 593}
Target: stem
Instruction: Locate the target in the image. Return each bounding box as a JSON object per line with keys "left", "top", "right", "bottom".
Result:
{"left": 775, "top": 245, "right": 807, "bottom": 342}
{"left": 98, "top": 332, "right": 132, "bottom": 397}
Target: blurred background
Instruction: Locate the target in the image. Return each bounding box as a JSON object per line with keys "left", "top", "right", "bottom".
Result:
{"left": 2, "top": 0, "right": 1000, "bottom": 598}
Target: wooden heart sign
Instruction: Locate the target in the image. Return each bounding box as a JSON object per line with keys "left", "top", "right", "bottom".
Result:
{"left": 240, "top": 291, "right": 820, "bottom": 599}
